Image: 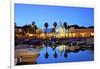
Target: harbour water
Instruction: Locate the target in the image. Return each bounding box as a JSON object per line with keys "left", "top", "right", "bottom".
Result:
{"left": 36, "top": 46, "right": 94, "bottom": 64}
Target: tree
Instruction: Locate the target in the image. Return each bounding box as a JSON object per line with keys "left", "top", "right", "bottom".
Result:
{"left": 32, "top": 21, "right": 35, "bottom": 26}
{"left": 44, "top": 22, "right": 49, "bottom": 59}
{"left": 44, "top": 22, "right": 49, "bottom": 29}
{"left": 31, "top": 21, "right": 38, "bottom": 33}
{"left": 53, "top": 22, "right": 57, "bottom": 30}
{"left": 23, "top": 24, "right": 30, "bottom": 33}
{"left": 53, "top": 22, "right": 58, "bottom": 58}
{"left": 53, "top": 22, "right": 57, "bottom": 39}
{"left": 44, "top": 22, "right": 49, "bottom": 40}
{"left": 34, "top": 25, "right": 38, "bottom": 33}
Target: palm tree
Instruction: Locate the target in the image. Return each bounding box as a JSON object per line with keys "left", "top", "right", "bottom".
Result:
{"left": 44, "top": 22, "right": 49, "bottom": 40}
{"left": 53, "top": 22, "right": 58, "bottom": 58}
{"left": 44, "top": 22, "right": 49, "bottom": 30}
{"left": 63, "top": 22, "right": 69, "bottom": 57}
{"left": 63, "top": 22, "right": 67, "bottom": 38}
{"left": 53, "top": 22, "right": 57, "bottom": 48}
{"left": 44, "top": 22, "right": 49, "bottom": 59}
{"left": 31, "top": 21, "right": 38, "bottom": 33}
{"left": 32, "top": 21, "right": 35, "bottom": 26}
{"left": 53, "top": 22, "right": 57, "bottom": 39}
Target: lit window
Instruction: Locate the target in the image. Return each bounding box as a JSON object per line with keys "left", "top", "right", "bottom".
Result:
{"left": 91, "top": 33, "right": 94, "bottom": 36}
{"left": 29, "top": 34, "right": 33, "bottom": 37}
{"left": 73, "top": 33, "right": 75, "bottom": 37}
{"left": 69, "top": 33, "right": 72, "bottom": 37}
{"left": 81, "top": 33, "right": 85, "bottom": 37}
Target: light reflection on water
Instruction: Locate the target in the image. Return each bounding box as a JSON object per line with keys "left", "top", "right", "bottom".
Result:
{"left": 36, "top": 46, "right": 94, "bottom": 64}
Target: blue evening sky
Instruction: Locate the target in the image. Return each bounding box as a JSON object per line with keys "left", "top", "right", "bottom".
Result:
{"left": 14, "top": 3, "right": 94, "bottom": 29}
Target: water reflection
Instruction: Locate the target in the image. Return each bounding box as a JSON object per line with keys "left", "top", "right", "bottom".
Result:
{"left": 64, "top": 50, "right": 68, "bottom": 58}
{"left": 15, "top": 38, "right": 94, "bottom": 65}
{"left": 54, "top": 51, "right": 58, "bottom": 58}
{"left": 45, "top": 46, "right": 49, "bottom": 59}
{"left": 36, "top": 46, "right": 94, "bottom": 64}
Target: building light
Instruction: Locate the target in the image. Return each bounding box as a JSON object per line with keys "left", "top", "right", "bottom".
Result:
{"left": 69, "top": 33, "right": 72, "bottom": 37}
{"left": 26, "top": 33, "right": 29, "bottom": 35}
{"left": 91, "top": 33, "right": 94, "bottom": 36}
{"left": 28, "top": 34, "right": 33, "bottom": 37}
{"left": 81, "top": 33, "right": 85, "bottom": 37}
{"left": 40, "top": 33, "right": 45, "bottom": 38}
{"left": 65, "top": 33, "right": 68, "bottom": 37}
{"left": 19, "top": 29, "right": 22, "bottom": 32}
{"left": 72, "top": 33, "right": 75, "bottom": 37}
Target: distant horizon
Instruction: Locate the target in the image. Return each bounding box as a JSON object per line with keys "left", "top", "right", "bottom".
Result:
{"left": 15, "top": 23, "right": 94, "bottom": 30}
{"left": 15, "top": 21, "right": 94, "bottom": 27}
{"left": 15, "top": 3, "right": 94, "bottom": 29}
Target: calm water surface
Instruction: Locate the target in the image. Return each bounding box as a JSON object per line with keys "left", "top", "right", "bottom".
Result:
{"left": 36, "top": 46, "right": 94, "bottom": 64}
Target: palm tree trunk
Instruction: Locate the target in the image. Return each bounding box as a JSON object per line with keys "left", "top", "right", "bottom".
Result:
{"left": 45, "top": 28, "right": 48, "bottom": 57}
{"left": 55, "top": 28, "right": 56, "bottom": 42}
{"left": 65, "top": 29, "right": 66, "bottom": 38}
{"left": 46, "top": 28, "right": 47, "bottom": 46}
{"left": 68, "top": 28, "right": 69, "bottom": 39}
